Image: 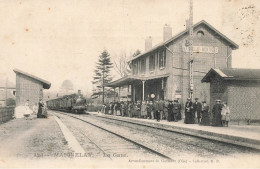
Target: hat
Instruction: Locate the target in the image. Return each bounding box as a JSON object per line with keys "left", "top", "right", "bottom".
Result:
{"left": 202, "top": 101, "right": 206, "bottom": 103}
{"left": 187, "top": 98, "right": 191, "bottom": 100}
{"left": 174, "top": 99, "right": 178, "bottom": 102}
{"left": 195, "top": 98, "right": 198, "bottom": 100}
{"left": 216, "top": 99, "right": 221, "bottom": 102}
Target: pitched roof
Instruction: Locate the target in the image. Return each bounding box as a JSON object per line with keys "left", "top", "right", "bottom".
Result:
{"left": 201, "top": 68, "right": 260, "bottom": 82}
{"left": 13, "top": 69, "right": 51, "bottom": 89}
{"left": 128, "top": 20, "right": 239, "bottom": 62}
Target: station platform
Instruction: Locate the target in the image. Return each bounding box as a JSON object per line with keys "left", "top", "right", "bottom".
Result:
{"left": 88, "top": 111, "right": 260, "bottom": 150}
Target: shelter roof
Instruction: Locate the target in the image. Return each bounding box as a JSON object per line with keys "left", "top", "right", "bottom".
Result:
{"left": 106, "top": 74, "right": 169, "bottom": 88}
{"left": 201, "top": 68, "right": 260, "bottom": 82}
{"left": 128, "top": 20, "right": 239, "bottom": 62}
{"left": 13, "top": 69, "right": 51, "bottom": 89}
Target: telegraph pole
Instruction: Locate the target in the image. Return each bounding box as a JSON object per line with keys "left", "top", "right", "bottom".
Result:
{"left": 102, "top": 66, "right": 105, "bottom": 104}
{"left": 189, "top": 0, "right": 194, "bottom": 100}
{"left": 5, "top": 78, "right": 8, "bottom": 106}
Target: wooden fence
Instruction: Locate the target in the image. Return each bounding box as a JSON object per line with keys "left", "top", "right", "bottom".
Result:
{"left": 0, "top": 107, "right": 15, "bottom": 124}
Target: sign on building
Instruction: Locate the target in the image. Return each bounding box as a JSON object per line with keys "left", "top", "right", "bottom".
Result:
{"left": 182, "top": 45, "right": 218, "bottom": 54}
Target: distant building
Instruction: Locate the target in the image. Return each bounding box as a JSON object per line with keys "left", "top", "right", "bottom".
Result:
{"left": 0, "top": 79, "right": 16, "bottom": 106}
{"left": 202, "top": 68, "right": 260, "bottom": 123}
{"left": 13, "top": 69, "right": 51, "bottom": 108}
{"left": 59, "top": 80, "right": 74, "bottom": 96}
{"left": 107, "top": 20, "right": 239, "bottom": 104}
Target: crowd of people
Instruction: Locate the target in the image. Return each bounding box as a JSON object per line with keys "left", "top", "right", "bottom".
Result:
{"left": 100, "top": 97, "right": 231, "bottom": 127}
{"left": 100, "top": 99, "right": 182, "bottom": 122}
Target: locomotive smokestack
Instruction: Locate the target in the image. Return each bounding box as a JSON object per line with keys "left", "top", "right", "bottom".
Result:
{"left": 78, "top": 90, "right": 81, "bottom": 95}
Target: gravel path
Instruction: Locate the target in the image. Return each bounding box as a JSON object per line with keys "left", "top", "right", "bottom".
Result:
{"left": 0, "top": 114, "right": 73, "bottom": 160}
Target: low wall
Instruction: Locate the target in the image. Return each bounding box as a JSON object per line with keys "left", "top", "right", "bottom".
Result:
{"left": 0, "top": 107, "right": 15, "bottom": 124}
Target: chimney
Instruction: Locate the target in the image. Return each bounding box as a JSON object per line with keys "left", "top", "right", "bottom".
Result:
{"left": 163, "top": 24, "right": 172, "bottom": 41}
{"left": 145, "top": 36, "right": 152, "bottom": 51}
{"left": 186, "top": 19, "right": 189, "bottom": 30}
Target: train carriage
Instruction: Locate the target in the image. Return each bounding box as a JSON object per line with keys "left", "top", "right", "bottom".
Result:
{"left": 46, "top": 92, "right": 87, "bottom": 114}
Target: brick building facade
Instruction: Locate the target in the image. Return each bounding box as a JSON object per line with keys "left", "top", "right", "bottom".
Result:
{"left": 14, "top": 69, "right": 51, "bottom": 108}
{"left": 0, "top": 79, "right": 15, "bottom": 107}
{"left": 202, "top": 68, "right": 260, "bottom": 122}
{"left": 107, "top": 20, "right": 238, "bottom": 105}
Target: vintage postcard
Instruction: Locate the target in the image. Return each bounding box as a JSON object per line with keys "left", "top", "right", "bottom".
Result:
{"left": 0, "top": 0, "right": 260, "bottom": 168}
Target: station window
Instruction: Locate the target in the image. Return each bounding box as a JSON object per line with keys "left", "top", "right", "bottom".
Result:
{"left": 133, "top": 61, "right": 138, "bottom": 75}
{"left": 140, "top": 58, "right": 146, "bottom": 74}
{"left": 159, "top": 49, "right": 166, "bottom": 69}
{"left": 149, "top": 54, "right": 155, "bottom": 71}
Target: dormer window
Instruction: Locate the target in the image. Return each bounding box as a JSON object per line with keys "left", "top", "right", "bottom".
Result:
{"left": 197, "top": 30, "right": 204, "bottom": 37}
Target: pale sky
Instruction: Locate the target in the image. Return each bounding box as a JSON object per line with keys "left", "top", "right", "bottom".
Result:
{"left": 0, "top": 0, "right": 260, "bottom": 96}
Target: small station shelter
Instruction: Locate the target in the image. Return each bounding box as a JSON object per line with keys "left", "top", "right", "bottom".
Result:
{"left": 201, "top": 68, "right": 260, "bottom": 123}
{"left": 13, "top": 69, "right": 51, "bottom": 108}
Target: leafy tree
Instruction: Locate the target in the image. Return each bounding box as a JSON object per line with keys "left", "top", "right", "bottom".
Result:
{"left": 92, "top": 50, "right": 113, "bottom": 103}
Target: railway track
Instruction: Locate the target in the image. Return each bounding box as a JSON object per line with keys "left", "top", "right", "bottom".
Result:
{"left": 52, "top": 110, "right": 260, "bottom": 160}
{"left": 52, "top": 111, "right": 172, "bottom": 160}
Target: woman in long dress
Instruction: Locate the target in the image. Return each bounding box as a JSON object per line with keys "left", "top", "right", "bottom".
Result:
{"left": 37, "top": 100, "right": 43, "bottom": 118}
{"left": 212, "top": 99, "right": 222, "bottom": 126}
{"left": 184, "top": 98, "right": 193, "bottom": 124}
{"left": 200, "top": 101, "right": 210, "bottom": 126}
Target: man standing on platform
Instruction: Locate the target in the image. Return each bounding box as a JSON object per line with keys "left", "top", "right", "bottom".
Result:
{"left": 176, "top": 99, "right": 182, "bottom": 120}
{"left": 193, "top": 98, "right": 202, "bottom": 124}
{"left": 164, "top": 100, "right": 169, "bottom": 121}
{"left": 154, "top": 100, "right": 160, "bottom": 121}
{"left": 167, "top": 100, "right": 173, "bottom": 121}
{"left": 173, "top": 99, "right": 181, "bottom": 122}
{"left": 158, "top": 99, "right": 164, "bottom": 120}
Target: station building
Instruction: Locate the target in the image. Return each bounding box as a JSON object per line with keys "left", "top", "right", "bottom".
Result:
{"left": 107, "top": 20, "right": 239, "bottom": 104}
{"left": 14, "top": 69, "right": 51, "bottom": 108}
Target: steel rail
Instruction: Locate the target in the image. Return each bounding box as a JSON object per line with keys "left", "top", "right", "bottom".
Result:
{"left": 53, "top": 111, "right": 173, "bottom": 160}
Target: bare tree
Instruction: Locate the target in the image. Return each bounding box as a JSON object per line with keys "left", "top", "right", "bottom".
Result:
{"left": 113, "top": 50, "right": 141, "bottom": 77}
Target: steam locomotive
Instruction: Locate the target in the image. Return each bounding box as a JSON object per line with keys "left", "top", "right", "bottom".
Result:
{"left": 46, "top": 91, "right": 87, "bottom": 114}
